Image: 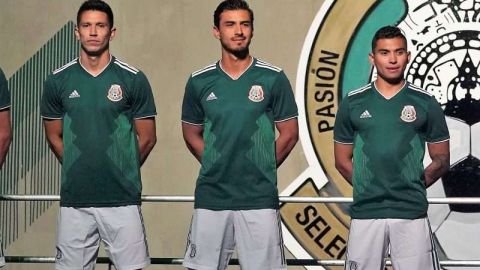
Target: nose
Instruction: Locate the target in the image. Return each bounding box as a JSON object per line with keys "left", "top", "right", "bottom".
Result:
{"left": 389, "top": 54, "right": 397, "bottom": 63}
{"left": 90, "top": 26, "right": 97, "bottom": 36}
{"left": 234, "top": 24, "right": 243, "bottom": 35}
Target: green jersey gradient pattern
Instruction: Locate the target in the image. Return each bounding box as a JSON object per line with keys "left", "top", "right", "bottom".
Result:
{"left": 41, "top": 56, "right": 156, "bottom": 207}
{"left": 334, "top": 82, "right": 449, "bottom": 219}
{"left": 182, "top": 58, "right": 298, "bottom": 210}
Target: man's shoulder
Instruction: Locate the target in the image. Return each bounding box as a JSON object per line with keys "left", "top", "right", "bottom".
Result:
{"left": 406, "top": 83, "right": 433, "bottom": 99}
{"left": 111, "top": 57, "right": 145, "bottom": 78}
{"left": 253, "top": 58, "right": 284, "bottom": 76}
{"left": 346, "top": 83, "right": 373, "bottom": 99}
{"left": 50, "top": 58, "right": 79, "bottom": 78}
{"left": 190, "top": 61, "right": 218, "bottom": 79}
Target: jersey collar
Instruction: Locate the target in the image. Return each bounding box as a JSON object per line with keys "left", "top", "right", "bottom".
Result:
{"left": 373, "top": 80, "right": 407, "bottom": 100}
{"left": 218, "top": 56, "right": 254, "bottom": 80}
{"left": 78, "top": 54, "right": 113, "bottom": 78}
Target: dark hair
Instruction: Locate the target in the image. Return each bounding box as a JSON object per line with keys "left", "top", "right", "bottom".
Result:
{"left": 214, "top": 0, "right": 254, "bottom": 29}
{"left": 371, "top": 26, "right": 407, "bottom": 51}
{"left": 77, "top": 0, "right": 114, "bottom": 28}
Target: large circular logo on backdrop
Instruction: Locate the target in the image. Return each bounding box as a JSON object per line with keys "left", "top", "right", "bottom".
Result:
{"left": 280, "top": 0, "right": 480, "bottom": 268}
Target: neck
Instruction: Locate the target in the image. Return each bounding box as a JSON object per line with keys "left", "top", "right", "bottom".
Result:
{"left": 220, "top": 51, "right": 252, "bottom": 79}
{"left": 79, "top": 50, "right": 111, "bottom": 76}
{"left": 375, "top": 77, "right": 406, "bottom": 98}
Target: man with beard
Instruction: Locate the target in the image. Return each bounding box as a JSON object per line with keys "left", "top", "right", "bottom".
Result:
{"left": 0, "top": 67, "right": 12, "bottom": 268}
{"left": 41, "top": 1, "right": 156, "bottom": 269}
{"left": 334, "top": 26, "right": 450, "bottom": 270}
{"left": 181, "top": 0, "right": 298, "bottom": 269}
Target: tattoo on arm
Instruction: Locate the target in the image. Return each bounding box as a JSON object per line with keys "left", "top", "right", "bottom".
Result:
{"left": 424, "top": 154, "right": 450, "bottom": 187}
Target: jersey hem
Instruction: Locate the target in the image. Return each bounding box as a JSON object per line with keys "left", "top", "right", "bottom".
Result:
{"left": 60, "top": 201, "right": 141, "bottom": 208}
{"left": 194, "top": 203, "right": 279, "bottom": 210}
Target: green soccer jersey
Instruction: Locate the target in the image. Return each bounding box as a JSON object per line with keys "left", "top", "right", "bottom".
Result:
{"left": 334, "top": 82, "right": 449, "bottom": 219}
{"left": 182, "top": 58, "right": 298, "bottom": 210}
{"left": 41, "top": 56, "right": 156, "bottom": 207}
{"left": 0, "top": 68, "right": 11, "bottom": 110}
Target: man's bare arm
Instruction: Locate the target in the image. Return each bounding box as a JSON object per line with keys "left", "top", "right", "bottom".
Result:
{"left": 182, "top": 122, "right": 204, "bottom": 163}
{"left": 43, "top": 119, "right": 63, "bottom": 163}
{"left": 134, "top": 117, "right": 157, "bottom": 165}
{"left": 0, "top": 110, "right": 12, "bottom": 168}
{"left": 275, "top": 118, "right": 298, "bottom": 167}
{"left": 334, "top": 142, "right": 354, "bottom": 184}
{"left": 424, "top": 140, "right": 450, "bottom": 187}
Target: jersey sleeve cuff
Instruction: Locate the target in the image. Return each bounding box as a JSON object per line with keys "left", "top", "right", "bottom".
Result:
{"left": 274, "top": 114, "right": 298, "bottom": 123}
{"left": 427, "top": 137, "right": 450, "bottom": 144}
{"left": 333, "top": 139, "right": 354, "bottom": 144}
{"left": 181, "top": 120, "right": 203, "bottom": 126}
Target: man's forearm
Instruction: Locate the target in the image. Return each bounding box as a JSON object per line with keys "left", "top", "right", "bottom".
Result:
{"left": 424, "top": 154, "right": 450, "bottom": 187}
{"left": 0, "top": 130, "right": 12, "bottom": 168}
{"left": 275, "top": 134, "right": 298, "bottom": 167}
{"left": 138, "top": 136, "right": 156, "bottom": 165}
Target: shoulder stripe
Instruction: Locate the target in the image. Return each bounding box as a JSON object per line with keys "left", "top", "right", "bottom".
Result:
{"left": 114, "top": 61, "right": 138, "bottom": 74}
{"left": 192, "top": 62, "right": 217, "bottom": 77}
{"left": 409, "top": 83, "right": 432, "bottom": 96}
{"left": 347, "top": 84, "right": 371, "bottom": 96}
{"left": 53, "top": 58, "right": 78, "bottom": 74}
{"left": 256, "top": 59, "right": 282, "bottom": 70}
{"left": 114, "top": 58, "right": 139, "bottom": 72}
{"left": 255, "top": 64, "right": 281, "bottom": 72}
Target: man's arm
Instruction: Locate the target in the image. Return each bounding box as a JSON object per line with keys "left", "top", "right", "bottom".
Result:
{"left": 275, "top": 118, "right": 298, "bottom": 167}
{"left": 424, "top": 141, "right": 450, "bottom": 187}
{"left": 334, "top": 142, "right": 353, "bottom": 184}
{"left": 43, "top": 119, "right": 63, "bottom": 163}
{"left": 182, "top": 122, "right": 204, "bottom": 163}
{"left": 0, "top": 110, "right": 12, "bottom": 168}
{"left": 134, "top": 117, "right": 157, "bottom": 165}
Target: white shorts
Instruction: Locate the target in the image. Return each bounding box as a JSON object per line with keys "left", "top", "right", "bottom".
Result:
{"left": 345, "top": 218, "right": 440, "bottom": 270}
{"left": 183, "top": 208, "right": 287, "bottom": 270}
{"left": 55, "top": 205, "right": 150, "bottom": 270}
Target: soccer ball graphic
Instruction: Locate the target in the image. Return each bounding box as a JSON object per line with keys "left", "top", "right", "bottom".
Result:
{"left": 397, "top": 1, "right": 480, "bottom": 267}
{"left": 397, "top": 2, "right": 480, "bottom": 265}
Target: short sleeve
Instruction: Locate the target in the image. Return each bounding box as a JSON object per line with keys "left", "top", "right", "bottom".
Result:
{"left": 41, "top": 75, "right": 64, "bottom": 119}
{"left": 333, "top": 97, "right": 355, "bottom": 144}
{"left": 181, "top": 76, "right": 204, "bottom": 125}
{"left": 272, "top": 71, "right": 298, "bottom": 122}
{"left": 131, "top": 71, "right": 157, "bottom": 119}
{"left": 425, "top": 96, "right": 449, "bottom": 143}
{"left": 0, "top": 68, "right": 10, "bottom": 110}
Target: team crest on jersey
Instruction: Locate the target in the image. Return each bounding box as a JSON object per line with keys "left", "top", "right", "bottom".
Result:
{"left": 400, "top": 105, "right": 416, "bottom": 122}
{"left": 107, "top": 84, "right": 123, "bottom": 102}
{"left": 248, "top": 85, "right": 264, "bottom": 102}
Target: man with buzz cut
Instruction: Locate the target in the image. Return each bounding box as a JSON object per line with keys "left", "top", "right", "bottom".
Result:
{"left": 181, "top": 0, "right": 299, "bottom": 269}
{"left": 334, "top": 25, "right": 450, "bottom": 270}
{"left": 0, "top": 67, "right": 12, "bottom": 268}
{"left": 41, "top": 1, "right": 156, "bottom": 269}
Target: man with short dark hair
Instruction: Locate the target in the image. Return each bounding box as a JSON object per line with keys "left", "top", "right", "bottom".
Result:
{"left": 181, "top": 0, "right": 298, "bottom": 269}
{"left": 334, "top": 25, "right": 450, "bottom": 270}
{"left": 41, "top": 1, "right": 156, "bottom": 269}
{"left": 0, "top": 67, "right": 12, "bottom": 268}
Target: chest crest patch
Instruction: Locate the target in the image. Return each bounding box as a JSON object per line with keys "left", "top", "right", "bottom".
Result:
{"left": 248, "top": 85, "right": 264, "bottom": 102}
{"left": 107, "top": 84, "right": 123, "bottom": 102}
{"left": 400, "top": 105, "right": 416, "bottom": 122}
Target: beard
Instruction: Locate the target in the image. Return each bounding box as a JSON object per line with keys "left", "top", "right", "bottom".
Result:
{"left": 81, "top": 42, "right": 110, "bottom": 57}
{"left": 221, "top": 39, "right": 251, "bottom": 59}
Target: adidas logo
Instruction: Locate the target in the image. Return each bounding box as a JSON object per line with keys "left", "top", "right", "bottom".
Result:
{"left": 69, "top": 90, "right": 80, "bottom": 99}
{"left": 360, "top": 110, "right": 372, "bottom": 118}
{"left": 206, "top": 92, "right": 217, "bottom": 101}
